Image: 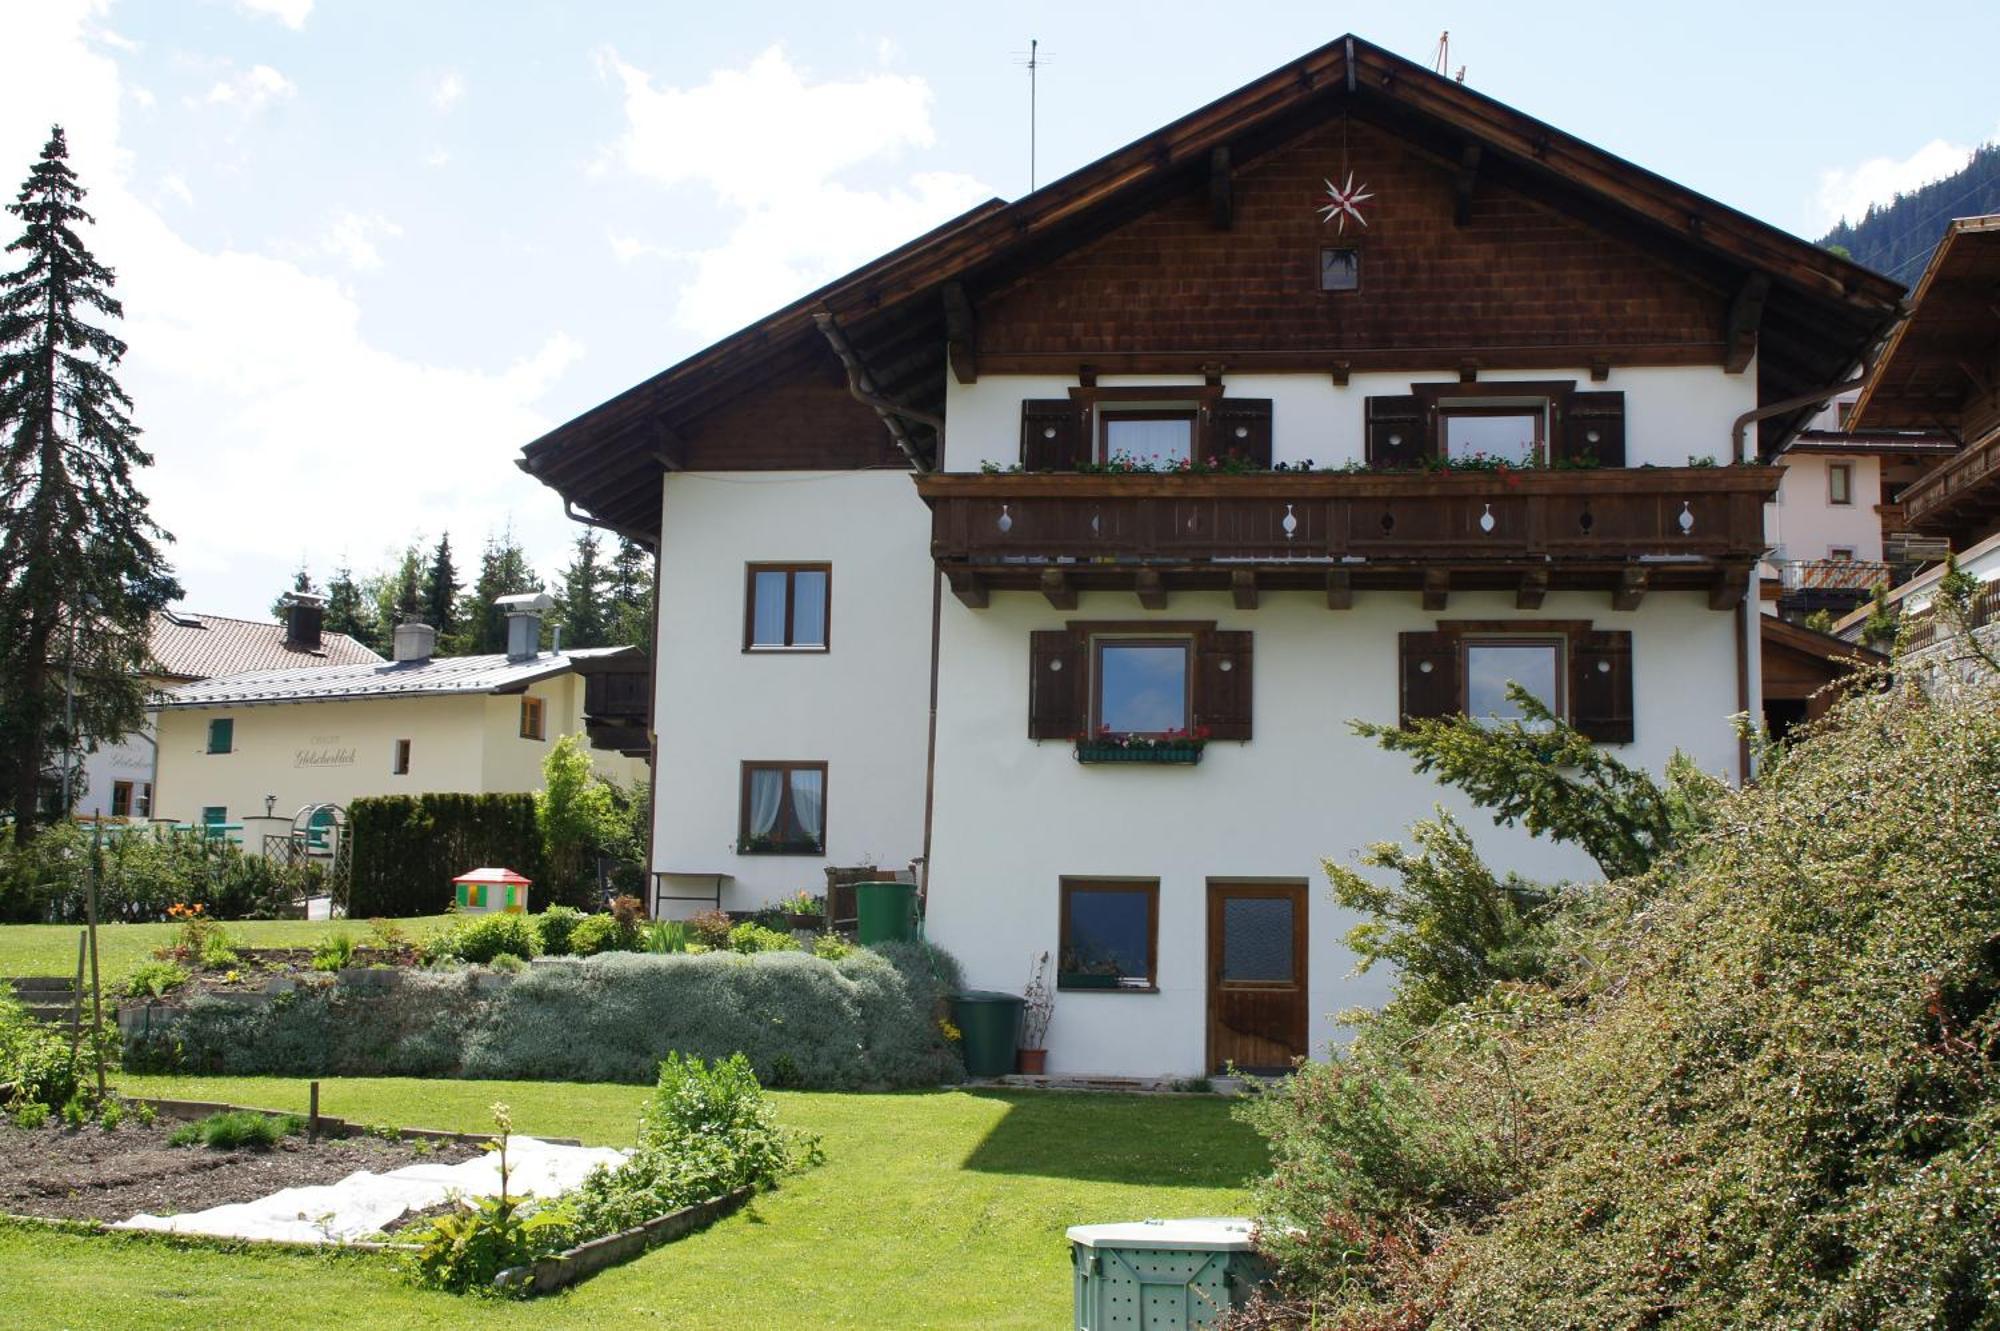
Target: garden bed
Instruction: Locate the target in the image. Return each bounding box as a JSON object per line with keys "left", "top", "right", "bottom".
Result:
{"left": 0, "top": 1119, "right": 480, "bottom": 1224}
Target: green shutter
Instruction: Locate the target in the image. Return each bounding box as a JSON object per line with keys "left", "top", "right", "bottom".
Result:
{"left": 208, "top": 718, "right": 234, "bottom": 753}
{"left": 201, "top": 806, "right": 226, "bottom": 827}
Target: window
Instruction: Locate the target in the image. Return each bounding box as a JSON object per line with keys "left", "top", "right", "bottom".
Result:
{"left": 1463, "top": 637, "right": 1564, "bottom": 726}
{"left": 1828, "top": 463, "right": 1854, "bottom": 506}
{"left": 206, "top": 717, "right": 234, "bottom": 754}
{"left": 1059, "top": 880, "right": 1159, "bottom": 990}
{"left": 1441, "top": 404, "right": 1545, "bottom": 465}
{"left": 136, "top": 783, "right": 151, "bottom": 818}
{"left": 393, "top": 739, "right": 412, "bottom": 775}
{"left": 1099, "top": 410, "right": 1195, "bottom": 469}
{"left": 519, "top": 695, "right": 546, "bottom": 740}
{"left": 1829, "top": 546, "right": 1856, "bottom": 562}
{"left": 1319, "top": 247, "right": 1359, "bottom": 292}
{"left": 201, "top": 806, "right": 226, "bottom": 827}
{"left": 1092, "top": 638, "right": 1192, "bottom": 735}
{"left": 745, "top": 564, "right": 831, "bottom": 651}
{"left": 111, "top": 781, "right": 133, "bottom": 818}
{"left": 738, "top": 761, "right": 827, "bottom": 855}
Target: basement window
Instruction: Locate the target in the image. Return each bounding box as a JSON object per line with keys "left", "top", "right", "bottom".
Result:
{"left": 1059, "top": 879, "right": 1159, "bottom": 990}
{"left": 738, "top": 761, "right": 827, "bottom": 855}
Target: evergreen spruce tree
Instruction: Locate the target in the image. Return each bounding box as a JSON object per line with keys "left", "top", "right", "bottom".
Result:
{"left": 269, "top": 560, "right": 314, "bottom": 618}
{"left": 323, "top": 560, "right": 377, "bottom": 652}
{"left": 0, "top": 127, "right": 179, "bottom": 837}
{"left": 423, "top": 532, "right": 459, "bottom": 641}
{"left": 555, "top": 529, "right": 610, "bottom": 649}
{"left": 607, "top": 536, "right": 654, "bottom": 648}
{"left": 463, "top": 526, "right": 541, "bottom": 654}
{"left": 390, "top": 545, "right": 424, "bottom": 625}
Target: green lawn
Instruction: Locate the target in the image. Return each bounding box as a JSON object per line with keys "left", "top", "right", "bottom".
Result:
{"left": 0, "top": 917, "right": 456, "bottom": 984}
{"left": 0, "top": 1074, "right": 1266, "bottom": 1329}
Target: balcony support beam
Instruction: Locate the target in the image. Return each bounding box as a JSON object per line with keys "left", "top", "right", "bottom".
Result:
{"left": 1038, "top": 568, "right": 1077, "bottom": 610}
{"left": 1325, "top": 568, "right": 1353, "bottom": 610}
{"left": 947, "top": 569, "right": 989, "bottom": 609}
{"left": 1613, "top": 566, "right": 1649, "bottom": 611}
{"left": 1230, "top": 569, "right": 1259, "bottom": 610}
{"left": 1516, "top": 568, "right": 1548, "bottom": 610}
{"left": 1136, "top": 569, "right": 1168, "bottom": 610}
{"left": 1709, "top": 565, "right": 1750, "bottom": 611}
{"left": 1422, "top": 568, "right": 1450, "bottom": 611}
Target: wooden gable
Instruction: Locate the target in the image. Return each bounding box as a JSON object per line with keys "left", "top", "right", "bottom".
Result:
{"left": 674, "top": 370, "right": 905, "bottom": 473}
{"left": 979, "top": 119, "right": 1724, "bottom": 365}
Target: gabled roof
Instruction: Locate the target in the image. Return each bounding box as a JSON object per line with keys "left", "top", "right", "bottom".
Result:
{"left": 521, "top": 34, "right": 1904, "bottom": 538}
{"left": 1850, "top": 215, "right": 2000, "bottom": 431}
{"left": 148, "top": 610, "right": 383, "bottom": 681}
{"left": 155, "top": 647, "right": 636, "bottom": 709}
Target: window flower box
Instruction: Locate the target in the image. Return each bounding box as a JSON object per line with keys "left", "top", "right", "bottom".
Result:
{"left": 1074, "top": 737, "right": 1205, "bottom": 765}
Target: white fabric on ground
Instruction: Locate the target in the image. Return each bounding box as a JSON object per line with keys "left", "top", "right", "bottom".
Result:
{"left": 113, "top": 1136, "right": 626, "bottom": 1245}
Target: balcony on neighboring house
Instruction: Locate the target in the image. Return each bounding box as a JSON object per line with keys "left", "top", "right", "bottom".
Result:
{"left": 578, "top": 659, "right": 651, "bottom": 757}
{"left": 917, "top": 466, "right": 1779, "bottom": 611}
{"left": 1898, "top": 427, "right": 2000, "bottom": 548}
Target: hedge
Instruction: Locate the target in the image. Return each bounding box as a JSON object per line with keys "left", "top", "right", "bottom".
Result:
{"left": 124, "top": 940, "right": 966, "bottom": 1091}
{"left": 346, "top": 793, "right": 548, "bottom": 916}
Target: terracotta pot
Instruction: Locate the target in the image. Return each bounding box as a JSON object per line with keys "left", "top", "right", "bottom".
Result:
{"left": 1017, "top": 1048, "right": 1048, "bottom": 1076}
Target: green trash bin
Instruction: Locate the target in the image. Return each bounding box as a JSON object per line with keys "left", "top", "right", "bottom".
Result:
{"left": 1069, "top": 1218, "right": 1272, "bottom": 1330}
{"left": 855, "top": 880, "right": 918, "bottom": 944}
{"left": 951, "top": 990, "right": 1025, "bottom": 1078}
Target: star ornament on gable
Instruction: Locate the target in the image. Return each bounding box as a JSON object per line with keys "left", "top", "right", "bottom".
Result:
{"left": 1319, "top": 171, "right": 1375, "bottom": 233}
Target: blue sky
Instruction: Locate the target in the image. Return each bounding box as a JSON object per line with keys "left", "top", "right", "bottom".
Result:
{"left": 4, "top": 1, "right": 1996, "bottom": 617}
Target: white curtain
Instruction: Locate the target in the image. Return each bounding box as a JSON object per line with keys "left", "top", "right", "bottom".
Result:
{"left": 747, "top": 769, "right": 783, "bottom": 838}
{"left": 790, "top": 768, "right": 824, "bottom": 844}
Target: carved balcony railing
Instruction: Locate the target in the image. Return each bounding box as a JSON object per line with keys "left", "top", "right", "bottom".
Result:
{"left": 915, "top": 467, "right": 1781, "bottom": 609}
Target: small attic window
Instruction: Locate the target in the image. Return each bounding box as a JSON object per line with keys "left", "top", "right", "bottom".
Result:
{"left": 1320, "top": 247, "right": 1359, "bottom": 292}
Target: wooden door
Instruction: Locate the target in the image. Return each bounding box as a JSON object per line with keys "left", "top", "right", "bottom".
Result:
{"left": 1206, "top": 881, "right": 1308, "bottom": 1074}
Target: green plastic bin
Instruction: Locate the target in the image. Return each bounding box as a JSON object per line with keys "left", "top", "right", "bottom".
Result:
{"left": 1069, "top": 1218, "right": 1271, "bottom": 1330}
{"left": 951, "top": 990, "right": 1025, "bottom": 1078}
{"left": 855, "top": 880, "right": 918, "bottom": 944}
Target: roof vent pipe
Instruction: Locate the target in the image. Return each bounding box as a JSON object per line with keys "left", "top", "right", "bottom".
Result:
{"left": 392, "top": 620, "right": 436, "bottom": 664}
{"left": 495, "top": 591, "right": 555, "bottom": 662}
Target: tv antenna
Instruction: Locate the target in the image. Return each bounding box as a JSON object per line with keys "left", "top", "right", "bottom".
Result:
{"left": 1432, "top": 30, "right": 1466, "bottom": 83}
{"left": 1013, "top": 39, "right": 1052, "bottom": 192}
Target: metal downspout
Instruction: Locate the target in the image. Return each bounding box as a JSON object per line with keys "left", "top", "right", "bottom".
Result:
{"left": 812, "top": 311, "right": 941, "bottom": 472}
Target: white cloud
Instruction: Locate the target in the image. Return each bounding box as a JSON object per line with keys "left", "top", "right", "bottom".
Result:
{"left": 204, "top": 63, "right": 296, "bottom": 114}
{"left": 318, "top": 210, "right": 402, "bottom": 271}
{"left": 0, "top": 1, "right": 585, "bottom": 617}
{"left": 158, "top": 173, "right": 193, "bottom": 207}
{"left": 601, "top": 45, "right": 992, "bottom": 338}
{"left": 423, "top": 147, "right": 450, "bottom": 168}
{"left": 429, "top": 70, "right": 464, "bottom": 113}
{"left": 235, "top": 0, "right": 312, "bottom": 30}
{"left": 1815, "top": 134, "right": 1991, "bottom": 229}
{"left": 129, "top": 84, "right": 155, "bottom": 108}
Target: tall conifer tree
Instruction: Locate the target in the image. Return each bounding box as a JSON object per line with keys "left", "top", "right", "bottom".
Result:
{"left": 423, "top": 532, "right": 459, "bottom": 640}
{"left": 323, "top": 559, "right": 377, "bottom": 652}
{"left": 556, "top": 530, "right": 609, "bottom": 649}
{"left": 0, "top": 127, "right": 179, "bottom": 836}
{"left": 463, "top": 526, "right": 541, "bottom": 654}
{"left": 607, "top": 536, "right": 654, "bottom": 648}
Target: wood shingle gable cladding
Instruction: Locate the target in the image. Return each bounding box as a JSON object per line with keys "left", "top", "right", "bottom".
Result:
{"left": 517, "top": 35, "right": 1901, "bottom": 540}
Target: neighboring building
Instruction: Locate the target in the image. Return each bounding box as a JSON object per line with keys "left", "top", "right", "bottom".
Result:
{"left": 151, "top": 596, "right": 647, "bottom": 847}
{"left": 1833, "top": 215, "right": 2000, "bottom": 659}
{"left": 519, "top": 35, "right": 1901, "bottom": 1077}
{"left": 75, "top": 595, "right": 381, "bottom": 822}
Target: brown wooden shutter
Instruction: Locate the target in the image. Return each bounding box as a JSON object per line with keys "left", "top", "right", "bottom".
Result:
{"left": 1570, "top": 629, "right": 1634, "bottom": 743}
{"left": 1194, "top": 630, "right": 1253, "bottom": 740}
{"left": 1399, "top": 631, "right": 1461, "bottom": 728}
{"left": 1022, "top": 399, "right": 1086, "bottom": 472}
{"left": 1561, "top": 391, "right": 1626, "bottom": 468}
{"left": 1212, "top": 399, "right": 1273, "bottom": 468}
{"left": 1028, "top": 629, "right": 1086, "bottom": 739}
{"left": 1365, "top": 395, "right": 1426, "bottom": 469}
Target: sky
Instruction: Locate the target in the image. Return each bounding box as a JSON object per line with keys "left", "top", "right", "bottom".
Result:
{"left": 3, "top": 1, "right": 1997, "bottom": 619}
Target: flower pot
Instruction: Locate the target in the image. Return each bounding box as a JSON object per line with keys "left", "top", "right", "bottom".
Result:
{"left": 1017, "top": 1048, "right": 1048, "bottom": 1076}
{"left": 785, "top": 912, "right": 825, "bottom": 931}
{"left": 1074, "top": 740, "right": 1204, "bottom": 765}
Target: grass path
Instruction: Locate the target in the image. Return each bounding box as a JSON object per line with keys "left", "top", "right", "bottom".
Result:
{"left": 0, "top": 1074, "right": 1266, "bottom": 1329}
{"left": 0, "top": 917, "right": 455, "bottom": 983}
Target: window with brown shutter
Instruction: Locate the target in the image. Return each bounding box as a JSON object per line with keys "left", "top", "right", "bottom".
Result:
{"left": 1398, "top": 631, "right": 1461, "bottom": 727}
{"left": 1570, "top": 630, "right": 1634, "bottom": 743}
{"left": 1400, "top": 623, "right": 1635, "bottom": 742}
{"left": 1021, "top": 399, "right": 1087, "bottom": 471}
{"left": 1028, "top": 623, "right": 1253, "bottom": 743}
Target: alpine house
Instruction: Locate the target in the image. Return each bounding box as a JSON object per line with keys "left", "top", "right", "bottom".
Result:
{"left": 519, "top": 36, "right": 1902, "bottom": 1077}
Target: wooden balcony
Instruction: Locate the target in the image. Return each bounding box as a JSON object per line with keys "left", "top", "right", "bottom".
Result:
{"left": 916, "top": 466, "right": 1780, "bottom": 610}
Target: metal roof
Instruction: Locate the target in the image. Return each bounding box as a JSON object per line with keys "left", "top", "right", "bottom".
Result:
{"left": 1780, "top": 430, "right": 1960, "bottom": 457}
{"left": 155, "top": 646, "right": 636, "bottom": 709}
{"left": 148, "top": 611, "right": 383, "bottom": 680}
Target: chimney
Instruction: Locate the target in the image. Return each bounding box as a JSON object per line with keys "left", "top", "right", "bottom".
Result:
{"left": 495, "top": 591, "right": 555, "bottom": 661}
{"left": 392, "top": 620, "right": 437, "bottom": 664}
{"left": 282, "top": 592, "right": 325, "bottom": 651}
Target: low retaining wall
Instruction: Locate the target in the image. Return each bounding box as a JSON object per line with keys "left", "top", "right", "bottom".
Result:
{"left": 497, "top": 1186, "right": 754, "bottom": 1296}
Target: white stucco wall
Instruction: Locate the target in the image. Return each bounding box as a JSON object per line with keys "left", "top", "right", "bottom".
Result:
{"left": 152, "top": 675, "right": 638, "bottom": 828}
{"left": 77, "top": 724, "right": 157, "bottom": 819}
{"left": 942, "top": 366, "right": 1756, "bottom": 472}
{"left": 1764, "top": 453, "right": 1883, "bottom": 562}
{"left": 924, "top": 587, "right": 1745, "bottom": 1079}
{"left": 650, "top": 471, "right": 933, "bottom": 915}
